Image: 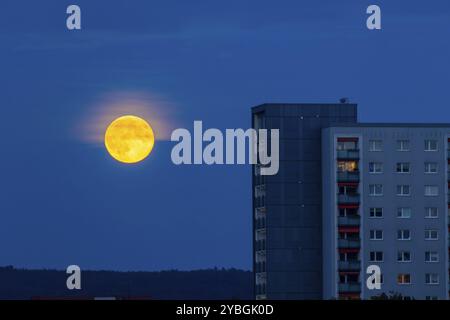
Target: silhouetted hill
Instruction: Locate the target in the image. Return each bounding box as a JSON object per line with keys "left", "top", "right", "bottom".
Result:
{"left": 0, "top": 266, "right": 253, "bottom": 300}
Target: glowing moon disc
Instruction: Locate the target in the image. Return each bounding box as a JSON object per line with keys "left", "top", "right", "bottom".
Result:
{"left": 104, "top": 115, "right": 155, "bottom": 163}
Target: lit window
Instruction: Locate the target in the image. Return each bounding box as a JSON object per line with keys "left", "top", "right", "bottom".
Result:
{"left": 425, "top": 229, "right": 438, "bottom": 240}
{"left": 369, "top": 184, "right": 383, "bottom": 196}
{"left": 397, "top": 207, "right": 411, "bottom": 218}
{"left": 397, "top": 229, "right": 411, "bottom": 240}
{"left": 425, "top": 207, "right": 438, "bottom": 218}
{"left": 369, "top": 230, "right": 383, "bottom": 240}
{"left": 369, "top": 140, "right": 383, "bottom": 151}
{"left": 424, "top": 185, "right": 438, "bottom": 196}
{"left": 424, "top": 140, "right": 438, "bottom": 151}
{"left": 397, "top": 251, "right": 411, "bottom": 262}
{"left": 396, "top": 185, "right": 410, "bottom": 196}
{"left": 337, "top": 161, "right": 358, "bottom": 172}
{"left": 425, "top": 273, "right": 439, "bottom": 285}
{"left": 396, "top": 140, "right": 410, "bottom": 151}
{"left": 369, "top": 208, "right": 383, "bottom": 218}
{"left": 396, "top": 162, "right": 410, "bottom": 173}
{"left": 424, "top": 162, "right": 438, "bottom": 174}
{"left": 397, "top": 274, "right": 411, "bottom": 285}
{"left": 369, "top": 162, "right": 383, "bottom": 174}
{"left": 425, "top": 251, "right": 439, "bottom": 263}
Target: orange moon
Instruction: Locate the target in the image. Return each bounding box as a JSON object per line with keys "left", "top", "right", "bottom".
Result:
{"left": 104, "top": 115, "right": 155, "bottom": 163}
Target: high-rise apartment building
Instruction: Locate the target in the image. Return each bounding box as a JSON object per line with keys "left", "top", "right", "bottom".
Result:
{"left": 322, "top": 125, "right": 450, "bottom": 300}
{"left": 252, "top": 103, "right": 450, "bottom": 300}
{"left": 252, "top": 103, "right": 358, "bottom": 299}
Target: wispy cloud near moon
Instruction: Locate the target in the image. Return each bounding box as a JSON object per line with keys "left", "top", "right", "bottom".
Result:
{"left": 74, "top": 91, "right": 180, "bottom": 145}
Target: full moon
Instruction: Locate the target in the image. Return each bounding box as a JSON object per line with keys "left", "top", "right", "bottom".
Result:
{"left": 104, "top": 115, "right": 155, "bottom": 163}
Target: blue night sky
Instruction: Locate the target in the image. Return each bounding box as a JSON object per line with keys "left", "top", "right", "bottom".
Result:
{"left": 0, "top": 0, "right": 449, "bottom": 271}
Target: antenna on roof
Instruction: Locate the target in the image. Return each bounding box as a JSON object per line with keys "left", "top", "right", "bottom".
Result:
{"left": 339, "top": 97, "right": 350, "bottom": 104}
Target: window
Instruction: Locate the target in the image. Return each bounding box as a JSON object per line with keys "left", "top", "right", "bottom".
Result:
{"left": 369, "top": 162, "right": 383, "bottom": 174}
{"left": 397, "top": 207, "right": 411, "bottom": 218}
{"left": 397, "top": 274, "right": 411, "bottom": 285}
{"left": 397, "top": 229, "right": 411, "bottom": 240}
{"left": 425, "top": 207, "right": 438, "bottom": 218}
{"left": 424, "top": 140, "right": 438, "bottom": 151}
{"left": 369, "top": 184, "right": 383, "bottom": 196}
{"left": 425, "top": 273, "right": 439, "bottom": 285}
{"left": 369, "top": 251, "right": 384, "bottom": 262}
{"left": 425, "top": 251, "right": 439, "bottom": 263}
{"left": 340, "top": 274, "right": 358, "bottom": 284}
{"left": 369, "top": 140, "right": 383, "bottom": 151}
{"left": 396, "top": 162, "right": 410, "bottom": 173}
{"left": 396, "top": 185, "right": 410, "bottom": 196}
{"left": 424, "top": 162, "right": 438, "bottom": 174}
{"left": 425, "top": 229, "right": 438, "bottom": 240}
{"left": 397, "top": 251, "right": 411, "bottom": 262}
{"left": 370, "top": 230, "right": 383, "bottom": 240}
{"left": 369, "top": 208, "right": 383, "bottom": 218}
{"left": 424, "top": 185, "right": 439, "bottom": 196}
{"left": 396, "top": 140, "right": 410, "bottom": 151}
{"left": 339, "top": 208, "right": 358, "bottom": 217}
{"left": 339, "top": 185, "right": 358, "bottom": 195}
{"left": 340, "top": 252, "right": 358, "bottom": 261}
{"left": 337, "top": 161, "right": 358, "bottom": 172}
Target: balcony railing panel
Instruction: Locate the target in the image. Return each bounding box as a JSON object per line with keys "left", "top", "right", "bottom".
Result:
{"left": 338, "top": 283, "right": 361, "bottom": 293}
{"left": 338, "top": 239, "right": 360, "bottom": 248}
{"left": 337, "top": 171, "right": 360, "bottom": 182}
{"left": 337, "top": 150, "right": 360, "bottom": 160}
{"left": 337, "top": 194, "right": 360, "bottom": 204}
{"left": 338, "top": 216, "right": 360, "bottom": 226}
{"left": 338, "top": 260, "right": 361, "bottom": 271}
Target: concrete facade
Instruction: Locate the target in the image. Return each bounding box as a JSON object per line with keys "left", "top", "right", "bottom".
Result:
{"left": 322, "top": 125, "right": 450, "bottom": 300}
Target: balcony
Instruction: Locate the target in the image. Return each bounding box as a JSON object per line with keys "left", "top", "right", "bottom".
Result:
{"left": 337, "top": 150, "right": 359, "bottom": 160}
{"left": 338, "top": 260, "right": 361, "bottom": 271}
{"left": 338, "top": 283, "right": 361, "bottom": 293}
{"left": 255, "top": 218, "right": 266, "bottom": 230}
{"left": 338, "top": 239, "right": 360, "bottom": 248}
{"left": 337, "top": 171, "right": 360, "bottom": 182}
{"left": 337, "top": 194, "right": 360, "bottom": 204}
{"left": 255, "top": 263, "right": 266, "bottom": 273}
{"left": 255, "top": 240, "right": 266, "bottom": 251}
{"left": 254, "top": 197, "right": 265, "bottom": 208}
{"left": 254, "top": 174, "right": 265, "bottom": 186}
{"left": 338, "top": 216, "right": 360, "bottom": 226}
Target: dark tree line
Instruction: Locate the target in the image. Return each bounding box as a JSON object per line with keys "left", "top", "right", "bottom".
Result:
{"left": 0, "top": 266, "right": 253, "bottom": 300}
